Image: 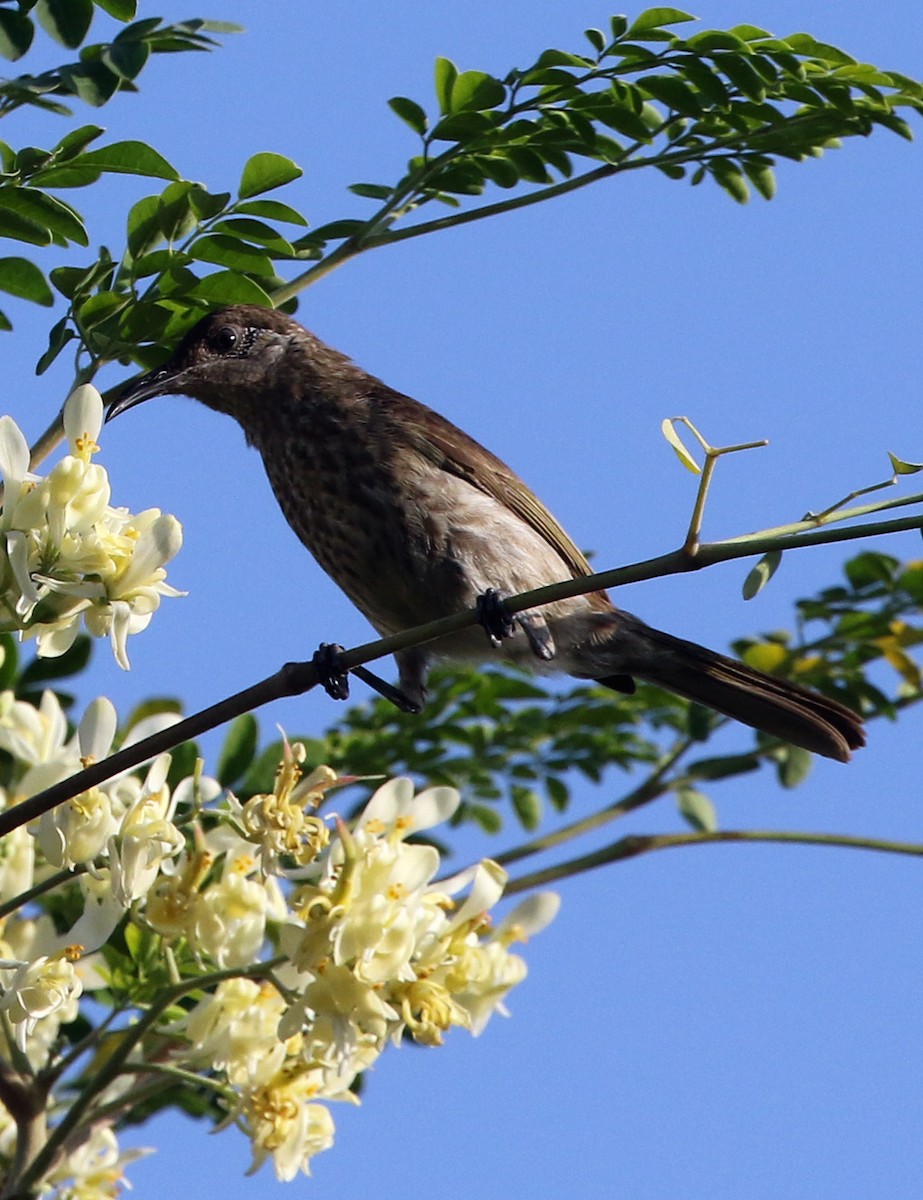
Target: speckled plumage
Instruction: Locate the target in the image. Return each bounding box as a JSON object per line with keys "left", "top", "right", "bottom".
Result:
{"left": 109, "top": 305, "right": 865, "bottom": 762}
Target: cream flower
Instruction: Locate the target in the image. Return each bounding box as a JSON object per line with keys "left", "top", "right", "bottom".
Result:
{"left": 0, "top": 387, "right": 183, "bottom": 668}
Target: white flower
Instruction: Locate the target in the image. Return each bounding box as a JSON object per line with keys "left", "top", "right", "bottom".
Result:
{"left": 108, "top": 754, "right": 183, "bottom": 907}
{"left": 183, "top": 978, "right": 291, "bottom": 1087}
{"left": 0, "top": 947, "right": 83, "bottom": 1050}
{"left": 43, "top": 1124, "right": 151, "bottom": 1200}
{"left": 242, "top": 1071, "right": 337, "bottom": 1182}
{"left": 0, "top": 389, "right": 183, "bottom": 668}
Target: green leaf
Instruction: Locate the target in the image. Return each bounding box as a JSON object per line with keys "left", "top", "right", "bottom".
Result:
{"left": 188, "top": 186, "right": 230, "bottom": 222}
{"left": 0, "top": 207, "right": 52, "bottom": 247}
{"left": 0, "top": 635, "right": 18, "bottom": 691}
{"left": 35, "top": 316, "right": 76, "bottom": 374}
{"left": 94, "top": 0, "right": 138, "bottom": 19}
{"left": 742, "top": 550, "right": 783, "bottom": 600}
{"left": 888, "top": 452, "right": 923, "bottom": 476}
{"left": 126, "top": 194, "right": 162, "bottom": 256}
{"left": 217, "top": 714, "right": 258, "bottom": 788}
{"left": 211, "top": 218, "right": 296, "bottom": 256}
{"left": 103, "top": 38, "right": 150, "bottom": 80}
{"left": 584, "top": 27, "right": 607, "bottom": 54}
{"left": 348, "top": 182, "right": 394, "bottom": 200}
{"left": 0, "top": 11, "right": 35, "bottom": 61}
{"left": 639, "top": 73, "right": 703, "bottom": 116}
{"left": 434, "top": 56, "right": 458, "bottom": 114}
{"left": 388, "top": 95, "right": 428, "bottom": 135}
{"left": 710, "top": 159, "right": 750, "bottom": 204}
{"left": 686, "top": 30, "right": 752, "bottom": 54}
{"left": 27, "top": 165, "right": 102, "bottom": 189}
{"left": 187, "top": 271, "right": 273, "bottom": 306}
{"left": 233, "top": 199, "right": 309, "bottom": 226}
{"left": 0, "top": 257, "right": 53, "bottom": 306}
{"left": 627, "top": 8, "right": 697, "bottom": 35}
{"left": 742, "top": 159, "right": 776, "bottom": 201}
{"left": 686, "top": 753, "right": 761, "bottom": 781}
{"left": 511, "top": 785, "right": 542, "bottom": 831}
{"left": 660, "top": 418, "right": 701, "bottom": 473}
{"left": 77, "top": 141, "right": 178, "bottom": 180}
{"left": 157, "top": 181, "right": 196, "bottom": 242}
{"left": 77, "top": 290, "right": 128, "bottom": 329}
{"left": 35, "top": 0, "right": 93, "bottom": 49}
{"left": 546, "top": 775, "right": 569, "bottom": 812}
{"left": 304, "top": 218, "right": 364, "bottom": 242}
{"left": 676, "top": 787, "right": 717, "bottom": 832}
{"left": 783, "top": 33, "right": 856, "bottom": 67}
{"left": 729, "top": 24, "right": 773, "bottom": 41}
{"left": 475, "top": 153, "right": 520, "bottom": 188}
{"left": 53, "top": 125, "right": 105, "bottom": 160}
{"left": 713, "top": 52, "right": 767, "bottom": 101}
{"left": 238, "top": 152, "right": 302, "bottom": 199}
{"left": 596, "top": 99, "right": 654, "bottom": 142}
{"left": 50, "top": 264, "right": 91, "bottom": 299}
{"left": 450, "top": 70, "right": 506, "bottom": 113}
{"left": 776, "top": 745, "right": 813, "bottom": 789}
{"left": 190, "top": 234, "right": 274, "bottom": 276}
{"left": 463, "top": 801, "right": 502, "bottom": 834}
{"left": 0, "top": 188, "right": 88, "bottom": 246}
{"left": 58, "top": 62, "right": 121, "bottom": 108}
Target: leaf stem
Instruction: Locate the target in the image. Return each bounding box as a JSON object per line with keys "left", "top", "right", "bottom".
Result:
{"left": 505, "top": 828, "right": 923, "bottom": 894}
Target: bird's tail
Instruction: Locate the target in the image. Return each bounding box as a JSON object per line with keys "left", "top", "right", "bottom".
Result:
{"left": 598, "top": 621, "right": 865, "bottom": 763}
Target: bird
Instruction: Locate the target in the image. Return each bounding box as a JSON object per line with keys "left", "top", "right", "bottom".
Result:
{"left": 106, "top": 304, "right": 865, "bottom": 762}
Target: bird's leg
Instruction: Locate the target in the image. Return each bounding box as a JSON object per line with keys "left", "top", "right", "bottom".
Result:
{"left": 351, "top": 665, "right": 422, "bottom": 713}
{"left": 476, "top": 588, "right": 555, "bottom": 662}
{"left": 312, "top": 643, "right": 351, "bottom": 701}
{"left": 312, "top": 643, "right": 421, "bottom": 713}
{"left": 476, "top": 588, "right": 516, "bottom": 647}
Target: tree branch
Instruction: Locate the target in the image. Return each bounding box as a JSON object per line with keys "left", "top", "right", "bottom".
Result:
{"left": 504, "top": 828, "right": 923, "bottom": 895}
{"left": 1, "top": 497, "right": 920, "bottom": 841}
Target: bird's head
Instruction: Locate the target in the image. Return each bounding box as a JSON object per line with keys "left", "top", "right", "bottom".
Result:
{"left": 106, "top": 305, "right": 305, "bottom": 429}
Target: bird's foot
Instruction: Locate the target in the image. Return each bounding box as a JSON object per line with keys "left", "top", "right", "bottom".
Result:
{"left": 520, "top": 614, "right": 555, "bottom": 662}
{"left": 312, "top": 643, "right": 421, "bottom": 713}
{"left": 476, "top": 588, "right": 556, "bottom": 662}
{"left": 313, "top": 642, "right": 350, "bottom": 701}
{"left": 351, "top": 665, "right": 422, "bottom": 714}
{"left": 477, "top": 588, "right": 516, "bottom": 648}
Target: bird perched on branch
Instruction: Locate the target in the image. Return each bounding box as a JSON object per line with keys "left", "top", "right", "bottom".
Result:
{"left": 108, "top": 304, "right": 864, "bottom": 762}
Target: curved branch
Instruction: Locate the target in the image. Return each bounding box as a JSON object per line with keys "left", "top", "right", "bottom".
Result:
{"left": 1, "top": 498, "right": 920, "bottom": 841}
{"left": 504, "top": 828, "right": 923, "bottom": 895}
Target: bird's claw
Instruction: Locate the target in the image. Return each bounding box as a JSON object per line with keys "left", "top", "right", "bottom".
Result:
{"left": 477, "top": 588, "right": 516, "bottom": 648}
{"left": 476, "top": 587, "right": 556, "bottom": 662}
{"left": 313, "top": 643, "right": 421, "bottom": 713}
{"left": 351, "top": 666, "right": 422, "bottom": 714}
{"left": 313, "top": 642, "right": 350, "bottom": 702}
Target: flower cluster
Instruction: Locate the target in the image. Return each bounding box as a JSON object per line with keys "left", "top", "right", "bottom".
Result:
{"left": 0, "top": 385, "right": 183, "bottom": 668}
{"left": 184, "top": 759, "right": 559, "bottom": 1181}
{"left": 0, "top": 692, "right": 558, "bottom": 1192}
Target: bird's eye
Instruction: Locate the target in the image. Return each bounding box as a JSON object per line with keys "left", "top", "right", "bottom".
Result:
{"left": 212, "top": 326, "right": 238, "bottom": 353}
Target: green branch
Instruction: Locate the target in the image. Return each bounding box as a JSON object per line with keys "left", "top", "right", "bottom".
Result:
{"left": 505, "top": 828, "right": 923, "bottom": 894}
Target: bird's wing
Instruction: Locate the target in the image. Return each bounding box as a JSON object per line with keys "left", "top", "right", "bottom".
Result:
{"left": 378, "top": 389, "right": 596, "bottom": 582}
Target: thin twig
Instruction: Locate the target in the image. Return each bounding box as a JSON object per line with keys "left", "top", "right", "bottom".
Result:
{"left": 505, "top": 828, "right": 923, "bottom": 894}
{"left": 1, "top": 499, "right": 921, "bottom": 841}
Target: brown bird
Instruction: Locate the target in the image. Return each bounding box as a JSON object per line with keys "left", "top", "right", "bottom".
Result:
{"left": 107, "top": 304, "right": 864, "bottom": 762}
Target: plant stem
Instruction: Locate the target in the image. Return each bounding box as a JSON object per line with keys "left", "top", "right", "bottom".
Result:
{"left": 505, "top": 828, "right": 923, "bottom": 894}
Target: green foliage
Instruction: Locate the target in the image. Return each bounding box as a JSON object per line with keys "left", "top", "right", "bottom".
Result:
{"left": 119, "top": 549, "right": 915, "bottom": 855}
{"left": 0, "top": 8, "right": 916, "bottom": 380}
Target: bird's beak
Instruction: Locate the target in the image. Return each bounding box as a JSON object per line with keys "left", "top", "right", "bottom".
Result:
{"left": 105, "top": 364, "right": 185, "bottom": 423}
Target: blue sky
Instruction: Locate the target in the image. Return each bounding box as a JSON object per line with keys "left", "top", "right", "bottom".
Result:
{"left": 4, "top": 1, "right": 923, "bottom": 1197}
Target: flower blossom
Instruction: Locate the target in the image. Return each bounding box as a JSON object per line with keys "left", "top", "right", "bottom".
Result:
{"left": 0, "top": 385, "right": 183, "bottom": 668}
